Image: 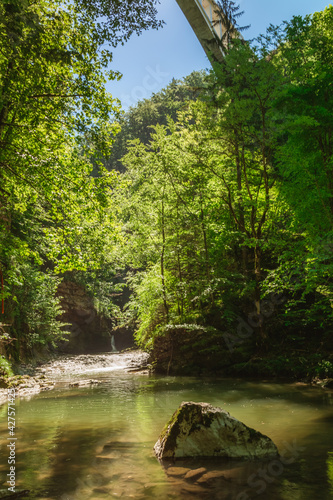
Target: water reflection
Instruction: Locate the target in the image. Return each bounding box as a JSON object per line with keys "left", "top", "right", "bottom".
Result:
{"left": 0, "top": 368, "right": 332, "bottom": 499}
{"left": 328, "top": 453, "right": 333, "bottom": 497}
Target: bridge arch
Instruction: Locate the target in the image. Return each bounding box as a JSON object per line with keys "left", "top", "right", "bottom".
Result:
{"left": 175, "top": 0, "right": 225, "bottom": 63}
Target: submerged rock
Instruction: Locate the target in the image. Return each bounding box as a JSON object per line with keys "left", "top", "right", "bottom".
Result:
{"left": 0, "top": 490, "right": 30, "bottom": 499}
{"left": 69, "top": 379, "right": 101, "bottom": 387}
{"left": 154, "top": 401, "right": 278, "bottom": 460}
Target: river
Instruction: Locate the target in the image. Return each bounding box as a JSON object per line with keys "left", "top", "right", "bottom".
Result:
{"left": 0, "top": 351, "right": 333, "bottom": 499}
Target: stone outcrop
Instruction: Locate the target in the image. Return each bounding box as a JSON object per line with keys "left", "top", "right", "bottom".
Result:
{"left": 149, "top": 327, "right": 234, "bottom": 375}
{"left": 56, "top": 281, "right": 134, "bottom": 354}
{"left": 57, "top": 281, "right": 110, "bottom": 353}
{"left": 154, "top": 402, "right": 279, "bottom": 460}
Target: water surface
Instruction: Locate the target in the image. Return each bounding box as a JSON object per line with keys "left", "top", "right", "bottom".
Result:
{"left": 0, "top": 353, "right": 332, "bottom": 499}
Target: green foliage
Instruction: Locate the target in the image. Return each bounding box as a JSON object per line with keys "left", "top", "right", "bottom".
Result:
{"left": 113, "top": 6, "right": 333, "bottom": 373}
{"left": 229, "top": 354, "right": 333, "bottom": 379}
{"left": 213, "top": 0, "right": 250, "bottom": 54}
{"left": 105, "top": 71, "right": 209, "bottom": 172}
{"left": 0, "top": 355, "right": 13, "bottom": 378}
{"left": 0, "top": 0, "right": 161, "bottom": 356}
{"left": 274, "top": 8, "right": 333, "bottom": 233}
{"left": 69, "top": 268, "right": 124, "bottom": 325}
{"left": 119, "top": 38, "right": 283, "bottom": 345}
{"left": 261, "top": 7, "right": 333, "bottom": 331}
{"left": 127, "top": 266, "right": 169, "bottom": 348}
{"left": 1, "top": 0, "right": 332, "bottom": 374}
{"left": 74, "top": 0, "right": 163, "bottom": 47}
{"left": 9, "top": 263, "right": 69, "bottom": 349}
{"left": 315, "top": 360, "right": 333, "bottom": 378}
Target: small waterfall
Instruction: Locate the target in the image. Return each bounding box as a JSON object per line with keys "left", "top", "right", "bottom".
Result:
{"left": 36, "top": 351, "right": 150, "bottom": 380}
{"left": 110, "top": 334, "right": 118, "bottom": 353}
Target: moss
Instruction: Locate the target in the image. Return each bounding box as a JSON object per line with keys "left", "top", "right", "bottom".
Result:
{"left": 5, "top": 375, "right": 32, "bottom": 389}
{"left": 202, "top": 411, "right": 216, "bottom": 428}
{"left": 0, "top": 355, "right": 13, "bottom": 378}
{"left": 159, "top": 406, "right": 183, "bottom": 452}
{"left": 248, "top": 427, "right": 262, "bottom": 441}
{"left": 189, "top": 423, "right": 200, "bottom": 434}
{"left": 158, "top": 403, "right": 218, "bottom": 456}
{"left": 159, "top": 403, "right": 200, "bottom": 454}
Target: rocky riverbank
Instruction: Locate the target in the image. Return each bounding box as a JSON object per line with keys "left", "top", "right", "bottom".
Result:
{"left": 0, "top": 350, "right": 150, "bottom": 406}
{"left": 0, "top": 374, "right": 55, "bottom": 406}
{"left": 148, "top": 327, "right": 333, "bottom": 382}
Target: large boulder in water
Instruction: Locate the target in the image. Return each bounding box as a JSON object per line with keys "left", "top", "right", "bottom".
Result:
{"left": 154, "top": 402, "right": 278, "bottom": 460}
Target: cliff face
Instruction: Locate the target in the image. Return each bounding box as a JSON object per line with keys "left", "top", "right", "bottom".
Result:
{"left": 56, "top": 281, "right": 110, "bottom": 353}
{"left": 148, "top": 327, "right": 233, "bottom": 375}
{"left": 56, "top": 281, "right": 133, "bottom": 354}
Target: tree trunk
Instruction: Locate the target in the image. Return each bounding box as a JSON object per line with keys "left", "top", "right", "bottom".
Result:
{"left": 160, "top": 196, "right": 169, "bottom": 321}
{"left": 254, "top": 243, "right": 266, "bottom": 342}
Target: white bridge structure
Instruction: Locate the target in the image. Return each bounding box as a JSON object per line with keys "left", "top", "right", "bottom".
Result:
{"left": 175, "top": 0, "right": 225, "bottom": 63}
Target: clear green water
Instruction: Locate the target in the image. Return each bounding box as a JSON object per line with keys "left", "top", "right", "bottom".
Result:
{"left": 1, "top": 355, "right": 333, "bottom": 499}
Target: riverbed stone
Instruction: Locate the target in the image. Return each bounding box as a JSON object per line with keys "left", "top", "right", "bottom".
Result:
{"left": 197, "top": 470, "right": 228, "bottom": 484}
{"left": 95, "top": 456, "right": 115, "bottom": 464}
{"left": 165, "top": 466, "right": 191, "bottom": 477}
{"left": 69, "top": 379, "right": 101, "bottom": 387}
{"left": 154, "top": 402, "right": 278, "bottom": 460}
{"left": 184, "top": 467, "right": 207, "bottom": 481}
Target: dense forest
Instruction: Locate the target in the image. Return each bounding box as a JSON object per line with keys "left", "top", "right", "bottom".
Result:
{"left": 1, "top": 0, "right": 333, "bottom": 380}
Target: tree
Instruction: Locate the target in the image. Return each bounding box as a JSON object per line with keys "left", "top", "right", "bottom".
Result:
{"left": 213, "top": 0, "right": 250, "bottom": 55}
{"left": 74, "top": 0, "right": 163, "bottom": 47}
{"left": 263, "top": 7, "right": 333, "bottom": 333}
{"left": 109, "top": 7, "right": 333, "bottom": 375}
{"left": 274, "top": 7, "right": 333, "bottom": 231}
{"left": 0, "top": 0, "right": 162, "bottom": 356}
{"left": 0, "top": 0, "right": 162, "bottom": 231}
{"left": 115, "top": 38, "right": 284, "bottom": 347}
{"left": 206, "top": 38, "right": 283, "bottom": 340}
{"left": 104, "top": 71, "right": 209, "bottom": 173}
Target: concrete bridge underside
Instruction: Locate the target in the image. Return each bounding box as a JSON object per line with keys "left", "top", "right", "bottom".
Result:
{"left": 175, "top": 0, "right": 224, "bottom": 63}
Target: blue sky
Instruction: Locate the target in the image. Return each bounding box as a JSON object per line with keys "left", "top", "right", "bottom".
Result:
{"left": 107, "top": 0, "right": 331, "bottom": 109}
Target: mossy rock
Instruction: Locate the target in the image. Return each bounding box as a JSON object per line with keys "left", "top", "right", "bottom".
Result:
{"left": 154, "top": 401, "right": 278, "bottom": 460}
